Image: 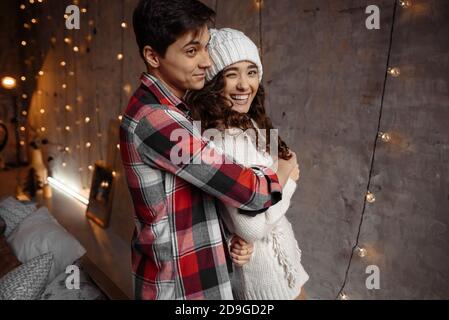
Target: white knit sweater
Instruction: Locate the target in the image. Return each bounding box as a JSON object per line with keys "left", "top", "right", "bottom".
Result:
{"left": 213, "top": 124, "right": 309, "bottom": 300}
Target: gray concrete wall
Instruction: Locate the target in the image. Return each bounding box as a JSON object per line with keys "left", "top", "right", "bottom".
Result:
{"left": 3, "top": 0, "right": 448, "bottom": 299}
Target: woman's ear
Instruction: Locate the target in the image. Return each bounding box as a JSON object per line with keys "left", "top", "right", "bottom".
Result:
{"left": 143, "top": 45, "right": 160, "bottom": 68}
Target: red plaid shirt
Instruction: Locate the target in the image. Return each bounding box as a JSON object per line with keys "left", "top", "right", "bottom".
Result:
{"left": 120, "top": 73, "right": 282, "bottom": 300}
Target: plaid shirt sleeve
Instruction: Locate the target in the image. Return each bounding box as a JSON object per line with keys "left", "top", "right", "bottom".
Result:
{"left": 134, "top": 106, "right": 282, "bottom": 212}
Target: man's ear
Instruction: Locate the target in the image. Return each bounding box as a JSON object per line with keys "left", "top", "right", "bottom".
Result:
{"left": 143, "top": 45, "right": 160, "bottom": 68}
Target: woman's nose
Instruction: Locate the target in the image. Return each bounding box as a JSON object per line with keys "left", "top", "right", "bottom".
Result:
{"left": 237, "top": 76, "right": 249, "bottom": 90}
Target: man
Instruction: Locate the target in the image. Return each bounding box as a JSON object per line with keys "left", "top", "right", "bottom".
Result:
{"left": 120, "top": 0, "right": 296, "bottom": 300}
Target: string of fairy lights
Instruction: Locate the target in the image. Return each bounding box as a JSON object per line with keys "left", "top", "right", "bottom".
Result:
{"left": 336, "top": 0, "right": 410, "bottom": 300}
{"left": 17, "top": 0, "right": 127, "bottom": 196}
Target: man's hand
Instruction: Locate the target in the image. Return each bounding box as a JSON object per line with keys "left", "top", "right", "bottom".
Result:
{"left": 229, "top": 235, "right": 254, "bottom": 267}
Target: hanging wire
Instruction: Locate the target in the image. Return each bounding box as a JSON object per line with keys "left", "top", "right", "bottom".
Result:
{"left": 62, "top": 0, "right": 69, "bottom": 171}
{"left": 336, "top": 0, "right": 399, "bottom": 299}
{"left": 74, "top": 0, "right": 86, "bottom": 189}
{"left": 214, "top": 0, "right": 218, "bottom": 27}
{"left": 258, "top": 0, "right": 263, "bottom": 64}
{"left": 94, "top": 0, "right": 104, "bottom": 162}
{"left": 112, "top": 0, "right": 126, "bottom": 172}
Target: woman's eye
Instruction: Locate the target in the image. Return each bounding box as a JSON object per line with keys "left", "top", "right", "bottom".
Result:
{"left": 248, "top": 70, "right": 258, "bottom": 77}
{"left": 225, "top": 73, "right": 237, "bottom": 78}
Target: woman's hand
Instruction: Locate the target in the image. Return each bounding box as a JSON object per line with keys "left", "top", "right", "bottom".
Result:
{"left": 229, "top": 235, "right": 254, "bottom": 267}
{"left": 290, "top": 162, "right": 300, "bottom": 182}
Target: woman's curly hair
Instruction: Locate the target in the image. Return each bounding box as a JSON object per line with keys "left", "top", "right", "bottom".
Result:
{"left": 185, "top": 70, "right": 292, "bottom": 160}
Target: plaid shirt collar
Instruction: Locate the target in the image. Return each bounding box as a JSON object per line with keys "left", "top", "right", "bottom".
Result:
{"left": 140, "top": 72, "right": 191, "bottom": 117}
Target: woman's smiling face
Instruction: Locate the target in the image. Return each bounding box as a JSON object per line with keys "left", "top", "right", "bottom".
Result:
{"left": 222, "top": 61, "right": 260, "bottom": 114}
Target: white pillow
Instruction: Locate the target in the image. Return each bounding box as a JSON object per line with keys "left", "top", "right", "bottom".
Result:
{"left": 0, "top": 197, "right": 36, "bottom": 237}
{"left": 0, "top": 252, "right": 53, "bottom": 300}
{"left": 7, "top": 207, "right": 86, "bottom": 284}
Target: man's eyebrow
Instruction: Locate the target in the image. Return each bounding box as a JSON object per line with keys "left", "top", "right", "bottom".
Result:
{"left": 182, "top": 35, "right": 211, "bottom": 49}
{"left": 182, "top": 39, "right": 200, "bottom": 48}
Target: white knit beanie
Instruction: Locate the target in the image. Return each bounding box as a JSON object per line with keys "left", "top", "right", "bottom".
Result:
{"left": 206, "top": 28, "right": 263, "bottom": 82}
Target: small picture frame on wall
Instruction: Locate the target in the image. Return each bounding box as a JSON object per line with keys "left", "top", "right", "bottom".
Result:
{"left": 86, "top": 162, "right": 115, "bottom": 228}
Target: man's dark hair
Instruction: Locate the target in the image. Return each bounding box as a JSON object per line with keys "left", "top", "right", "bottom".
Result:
{"left": 133, "top": 0, "right": 215, "bottom": 60}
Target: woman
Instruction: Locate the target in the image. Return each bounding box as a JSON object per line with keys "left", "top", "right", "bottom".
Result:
{"left": 186, "top": 28, "right": 309, "bottom": 300}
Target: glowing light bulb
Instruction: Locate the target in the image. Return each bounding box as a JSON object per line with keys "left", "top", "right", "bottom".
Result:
{"left": 65, "top": 105, "right": 72, "bottom": 111}
{"left": 73, "top": 46, "right": 79, "bottom": 52}
{"left": 21, "top": 76, "right": 26, "bottom": 81}
{"left": 20, "top": 126, "right": 26, "bottom": 132}
{"left": 21, "top": 40, "right": 27, "bottom": 46}
{"left": 38, "top": 70, "right": 44, "bottom": 76}
{"left": 117, "top": 53, "right": 124, "bottom": 60}
{"left": 355, "top": 246, "right": 367, "bottom": 258}
{"left": 387, "top": 67, "right": 401, "bottom": 77}
{"left": 366, "top": 191, "right": 376, "bottom": 203}
{"left": 62, "top": 162, "right": 67, "bottom": 167}
{"left": 88, "top": 165, "right": 94, "bottom": 171}
{"left": 20, "top": 141, "right": 25, "bottom": 146}
{"left": 22, "top": 94, "right": 28, "bottom": 99}
{"left": 40, "top": 127, "right": 46, "bottom": 132}
{"left": 339, "top": 292, "right": 349, "bottom": 300}
{"left": 379, "top": 132, "right": 391, "bottom": 143}
{"left": 31, "top": 18, "right": 37, "bottom": 24}
{"left": 118, "top": 115, "right": 123, "bottom": 121}
{"left": 40, "top": 108, "right": 45, "bottom": 114}
{"left": 65, "top": 126, "right": 71, "bottom": 131}
{"left": 81, "top": 8, "right": 87, "bottom": 13}
{"left": 1, "top": 76, "right": 17, "bottom": 90}
{"left": 22, "top": 110, "right": 28, "bottom": 116}
{"left": 100, "top": 181, "right": 109, "bottom": 188}
{"left": 116, "top": 144, "right": 120, "bottom": 150}
{"left": 65, "top": 146, "right": 70, "bottom": 152}
{"left": 20, "top": 4, "right": 26, "bottom": 9}
{"left": 121, "top": 22, "right": 127, "bottom": 28}
{"left": 123, "top": 84, "right": 132, "bottom": 95}
{"left": 85, "top": 142, "right": 91, "bottom": 148}
{"left": 84, "top": 117, "right": 91, "bottom": 123}
{"left": 64, "top": 37, "right": 71, "bottom": 44}
{"left": 62, "top": 84, "right": 67, "bottom": 89}
{"left": 60, "top": 61, "right": 66, "bottom": 67}
{"left": 112, "top": 171, "right": 117, "bottom": 178}
{"left": 399, "top": 0, "right": 411, "bottom": 8}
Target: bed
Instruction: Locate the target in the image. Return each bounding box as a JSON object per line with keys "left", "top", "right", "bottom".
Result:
{"left": 0, "top": 196, "right": 106, "bottom": 300}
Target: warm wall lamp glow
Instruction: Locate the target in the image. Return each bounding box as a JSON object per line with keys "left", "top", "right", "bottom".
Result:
{"left": 48, "top": 177, "right": 89, "bottom": 205}
{"left": 1, "top": 76, "right": 17, "bottom": 90}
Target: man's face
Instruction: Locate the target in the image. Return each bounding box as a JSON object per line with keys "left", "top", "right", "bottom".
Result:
{"left": 156, "top": 25, "right": 211, "bottom": 98}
